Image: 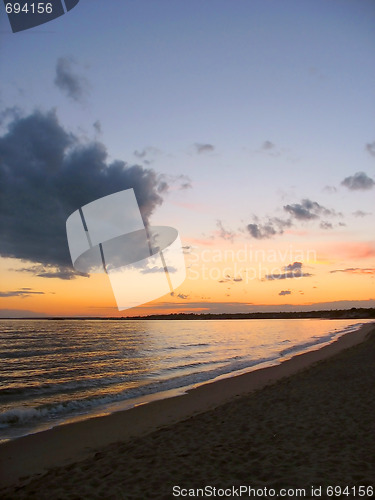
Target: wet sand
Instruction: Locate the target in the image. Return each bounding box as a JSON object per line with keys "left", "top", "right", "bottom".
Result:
{"left": 0, "top": 323, "right": 374, "bottom": 499}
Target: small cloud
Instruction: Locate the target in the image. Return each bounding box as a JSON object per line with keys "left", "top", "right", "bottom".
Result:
{"left": 0, "top": 289, "right": 45, "bottom": 298}
{"left": 279, "top": 290, "right": 291, "bottom": 296}
{"left": 246, "top": 217, "right": 291, "bottom": 240}
{"left": 320, "top": 221, "right": 333, "bottom": 230}
{"left": 352, "top": 210, "right": 371, "bottom": 217}
{"left": 194, "top": 143, "right": 214, "bottom": 154}
{"left": 341, "top": 172, "right": 374, "bottom": 190}
{"left": 262, "top": 140, "right": 275, "bottom": 150}
{"left": 177, "top": 293, "right": 189, "bottom": 299}
{"left": 134, "top": 146, "right": 161, "bottom": 162}
{"left": 157, "top": 173, "right": 192, "bottom": 192}
{"left": 330, "top": 268, "right": 375, "bottom": 275}
{"left": 54, "top": 57, "right": 88, "bottom": 102}
{"left": 284, "top": 199, "right": 341, "bottom": 220}
{"left": 218, "top": 275, "right": 243, "bottom": 284}
{"left": 93, "top": 121, "right": 102, "bottom": 134}
{"left": 365, "top": 141, "right": 375, "bottom": 157}
{"left": 216, "top": 220, "right": 235, "bottom": 242}
{"left": 323, "top": 185, "right": 337, "bottom": 194}
{"left": 285, "top": 262, "right": 302, "bottom": 271}
{"left": 16, "top": 265, "right": 88, "bottom": 280}
{"left": 265, "top": 262, "right": 312, "bottom": 280}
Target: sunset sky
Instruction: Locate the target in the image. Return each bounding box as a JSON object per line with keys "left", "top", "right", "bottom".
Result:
{"left": 0, "top": 0, "right": 374, "bottom": 317}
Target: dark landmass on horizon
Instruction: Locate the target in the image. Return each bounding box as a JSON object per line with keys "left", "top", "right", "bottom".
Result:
{"left": 2, "top": 307, "right": 375, "bottom": 320}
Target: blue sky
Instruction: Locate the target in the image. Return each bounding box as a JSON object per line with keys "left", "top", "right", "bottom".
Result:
{"left": 0, "top": 0, "right": 374, "bottom": 315}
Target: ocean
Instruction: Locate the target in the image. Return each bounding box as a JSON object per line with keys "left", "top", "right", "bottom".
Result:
{"left": 0, "top": 318, "right": 371, "bottom": 442}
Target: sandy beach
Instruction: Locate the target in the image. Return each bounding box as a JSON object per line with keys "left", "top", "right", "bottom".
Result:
{"left": 0, "top": 323, "right": 374, "bottom": 499}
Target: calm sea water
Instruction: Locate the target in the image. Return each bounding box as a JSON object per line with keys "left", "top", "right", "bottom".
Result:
{"left": 0, "top": 318, "right": 371, "bottom": 442}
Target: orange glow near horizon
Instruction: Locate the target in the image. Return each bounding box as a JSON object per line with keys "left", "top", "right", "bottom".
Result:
{"left": 1, "top": 233, "right": 374, "bottom": 318}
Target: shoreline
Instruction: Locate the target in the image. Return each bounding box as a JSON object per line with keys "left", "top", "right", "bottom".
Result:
{"left": 0, "top": 319, "right": 367, "bottom": 444}
{"left": 0, "top": 321, "right": 373, "bottom": 489}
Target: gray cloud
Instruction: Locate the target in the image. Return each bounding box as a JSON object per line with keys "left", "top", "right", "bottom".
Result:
{"left": 0, "top": 289, "right": 45, "bottom": 298}
{"left": 155, "top": 174, "right": 192, "bottom": 194}
{"left": 279, "top": 290, "right": 291, "bottom": 296}
{"left": 218, "top": 274, "right": 243, "bottom": 283}
{"left": 0, "top": 109, "right": 168, "bottom": 279}
{"left": 330, "top": 268, "right": 375, "bottom": 275}
{"left": 323, "top": 185, "right": 337, "bottom": 194}
{"left": 265, "top": 262, "right": 312, "bottom": 280}
{"left": 320, "top": 221, "right": 333, "bottom": 230}
{"left": 134, "top": 147, "right": 161, "bottom": 163}
{"left": 284, "top": 199, "right": 341, "bottom": 220}
{"left": 246, "top": 217, "right": 291, "bottom": 240}
{"left": 341, "top": 172, "right": 374, "bottom": 190}
{"left": 54, "top": 57, "right": 88, "bottom": 102}
{"left": 140, "top": 266, "right": 178, "bottom": 274}
{"left": 93, "top": 121, "right": 102, "bottom": 134}
{"left": 352, "top": 210, "right": 371, "bottom": 217}
{"left": 262, "top": 140, "right": 275, "bottom": 150}
{"left": 365, "top": 141, "right": 375, "bottom": 157}
{"left": 216, "top": 220, "right": 235, "bottom": 242}
{"left": 177, "top": 293, "right": 189, "bottom": 299}
{"left": 194, "top": 143, "right": 214, "bottom": 154}
{"left": 15, "top": 265, "right": 88, "bottom": 280}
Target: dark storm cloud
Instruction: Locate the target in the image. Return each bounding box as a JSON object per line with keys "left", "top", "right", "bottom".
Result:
{"left": 0, "top": 106, "right": 21, "bottom": 128}
{"left": 0, "top": 109, "right": 167, "bottom": 278}
{"left": 279, "top": 290, "right": 291, "bottom": 296}
{"left": 283, "top": 199, "right": 340, "bottom": 220}
{"left": 341, "top": 172, "right": 374, "bottom": 190}
{"left": 246, "top": 217, "right": 291, "bottom": 240}
{"left": 194, "top": 143, "right": 214, "bottom": 154}
{"left": 265, "top": 262, "right": 312, "bottom": 280}
{"left": 54, "top": 57, "right": 88, "bottom": 102}
{"left": 365, "top": 141, "right": 375, "bottom": 157}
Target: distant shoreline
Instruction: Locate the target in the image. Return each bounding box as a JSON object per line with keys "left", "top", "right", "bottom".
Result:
{"left": 1, "top": 307, "right": 374, "bottom": 320}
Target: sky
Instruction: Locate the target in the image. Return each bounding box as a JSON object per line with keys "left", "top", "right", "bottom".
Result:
{"left": 0, "top": 0, "right": 374, "bottom": 317}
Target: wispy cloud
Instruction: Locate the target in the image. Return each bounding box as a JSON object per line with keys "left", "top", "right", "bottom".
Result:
{"left": 365, "top": 141, "right": 375, "bottom": 157}
{"left": 330, "top": 268, "right": 375, "bottom": 275}
{"left": 218, "top": 274, "right": 243, "bottom": 283}
{"left": 54, "top": 57, "right": 89, "bottom": 102}
{"left": 0, "top": 289, "right": 45, "bottom": 298}
{"left": 341, "top": 172, "right": 374, "bottom": 190}
{"left": 194, "top": 143, "right": 214, "bottom": 154}
{"left": 216, "top": 220, "right": 236, "bottom": 242}
{"left": 279, "top": 290, "right": 291, "bottom": 296}
{"left": 265, "top": 262, "right": 313, "bottom": 280}
{"left": 352, "top": 210, "right": 371, "bottom": 217}
{"left": 15, "top": 265, "right": 89, "bottom": 280}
